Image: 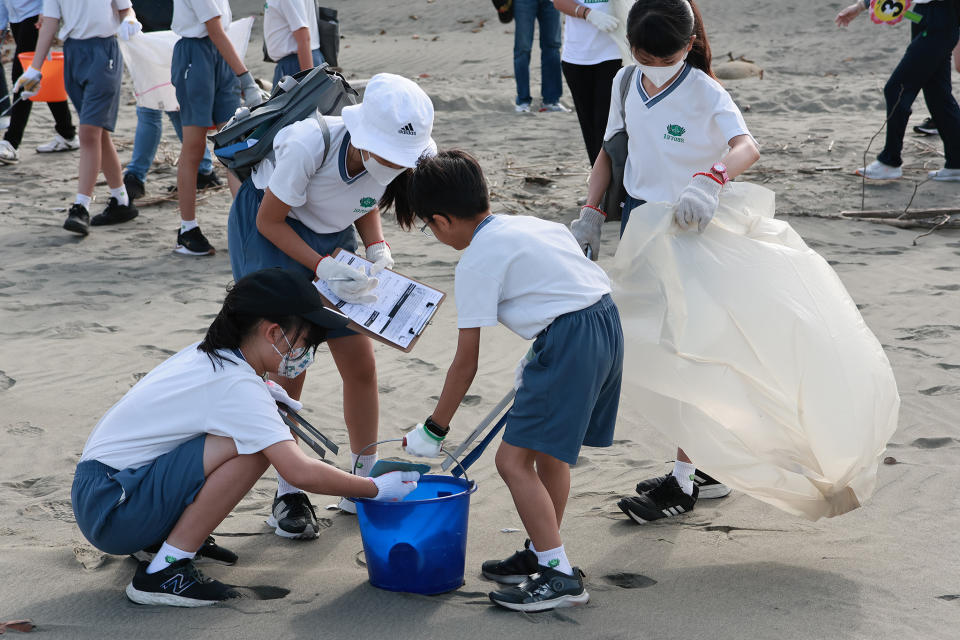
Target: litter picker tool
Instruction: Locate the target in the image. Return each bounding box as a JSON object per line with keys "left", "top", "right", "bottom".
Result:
{"left": 277, "top": 404, "right": 340, "bottom": 457}
{"left": 449, "top": 408, "right": 511, "bottom": 478}
{"left": 441, "top": 387, "right": 515, "bottom": 471}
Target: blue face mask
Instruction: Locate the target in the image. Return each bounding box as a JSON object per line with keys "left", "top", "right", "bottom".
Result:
{"left": 272, "top": 329, "right": 314, "bottom": 378}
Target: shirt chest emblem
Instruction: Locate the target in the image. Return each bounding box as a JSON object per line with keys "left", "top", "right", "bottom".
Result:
{"left": 664, "top": 124, "right": 686, "bottom": 143}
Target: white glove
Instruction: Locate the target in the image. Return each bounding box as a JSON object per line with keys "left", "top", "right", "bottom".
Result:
{"left": 264, "top": 379, "right": 303, "bottom": 412}
{"left": 117, "top": 17, "right": 143, "bottom": 40}
{"left": 315, "top": 256, "right": 379, "bottom": 304}
{"left": 675, "top": 174, "right": 723, "bottom": 233}
{"left": 570, "top": 205, "right": 605, "bottom": 260}
{"left": 403, "top": 423, "right": 445, "bottom": 458}
{"left": 13, "top": 67, "right": 41, "bottom": 99}
{"left": 586, "top": 8, "right": 619, "bottom": 33}
{"left": 237, "top": 71, "right": 267, "bottom": 108}
{"left": 514, "top": 345, "right": 534, "bottom": 391}
{"left": 365, "top": 240, "right": 394, "bottom": 276}
{"left": 370, "top": 471, "right": 420, "bottom": 502}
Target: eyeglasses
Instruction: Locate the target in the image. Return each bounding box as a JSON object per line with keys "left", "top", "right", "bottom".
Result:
{"left": 420, "top": 219, "right": 434, "bottom": 237}
{"left": 279, "top": 328, "right": 307, "bottom": 360}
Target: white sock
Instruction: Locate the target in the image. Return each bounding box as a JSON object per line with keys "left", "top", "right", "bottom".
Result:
{"left": 180, "top": 219, "right": 199, "bottom": 233}
{"left": 75, "top": 193, "right": 91, "bottom": 209}
{"left": 672, "top": 460, "right": 696, "bottom": 496}
{"left": 109, "top": 186, "right": 129, "bottom": 207}
{"left": 528, "top": 540, "right": 537, "bottom": 553}
{"left": 276, "top": 473, "right": 301, "bottom": 497}
{"left": 146, "top": 541, "right": 195, "bottom": 574}
{"left": 351, "top": 453, "right": 378, "bottom": 477}
{"left": 534, "top": 544, "right": 573, "bottom": 576}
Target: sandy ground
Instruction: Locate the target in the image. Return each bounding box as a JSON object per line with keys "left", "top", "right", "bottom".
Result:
{"left": 2, "top": 1, "right": 960, "bottom": 638}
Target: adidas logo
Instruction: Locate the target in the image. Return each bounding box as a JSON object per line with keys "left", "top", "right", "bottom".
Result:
{"left": 398, "top": 122, "right": 416, "bottom": 136}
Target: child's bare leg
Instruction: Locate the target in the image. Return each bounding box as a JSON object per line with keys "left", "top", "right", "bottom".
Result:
{"left": 177, "top": 125, "right": 207, "bottom": 222}
{"left": 77, "top": 124, "right": 103, "bottom": 197}
{"left": 677, "top": 448, "right": 692, "bottom": 463}
{"left": 165, "top": 434, "right": 269, "bottom": 552}
{"left": 100, "top": 130, "right": 123, "bottom": 190}
{"left": 496, "top": 441, "right": 562, "bottom": 551}
{"left": 328, "top": 334, "right": 379, "bottom": 457}
{"left": 534, "top": 451, "right": 570, "bottom": 528}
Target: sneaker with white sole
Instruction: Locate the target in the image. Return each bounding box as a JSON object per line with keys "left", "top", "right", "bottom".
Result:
{"left": 913, "top": 117, "right": 938, "bottom": 136}
{"left": 515, "top": 102, "right": 532, "bottom": 113}
{"left": 855, "top": 160, "right": 902, "bottom": 180}
{"left": 489, "top": 567, "right": 589, "bottom": 612}
{"left": 481, "top": 539, "right": 542, "bottom": 584}
{"left": 36, "top": 133, "right": 80, "bottom": 153}
{"left": 266, "top": 492, "right": 320, "bottom": 539}
{"left": 618, "top": 475, "right": 698, "bottom": 524}
{"left": 539, "top": 102, "right": 571, "bottom": 113}
{"left": 63, "top": 203, "right": 90, "bottom": 236}
{"left": 635, "top": 468, "right": 731, "bottom": 499}
{"left": 928, "top": 167, "right": 960, "bottom": 182}
{"left": 125, "top": 559, "right": 240, "bottom": 607}
{"left": 0, "top": 139, "right": 19, "bottom": 164}
{"left": 175, "top": 226, "right": 215, "bottom": 256}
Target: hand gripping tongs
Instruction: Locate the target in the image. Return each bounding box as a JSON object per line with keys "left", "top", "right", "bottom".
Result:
{"left": 275, "top": 404, "right": 340, "bottom": 459}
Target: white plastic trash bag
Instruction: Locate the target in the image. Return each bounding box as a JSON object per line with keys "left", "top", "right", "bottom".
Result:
{"left": 610, "top": 182, "right": 899, "bottom": 520}
{"left": 119, "top": 17, "right": 255, "bottom": 111}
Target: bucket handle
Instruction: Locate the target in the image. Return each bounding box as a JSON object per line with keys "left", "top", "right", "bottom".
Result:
{"left": 352, "top": 438, "right": 471, "bottom": 485}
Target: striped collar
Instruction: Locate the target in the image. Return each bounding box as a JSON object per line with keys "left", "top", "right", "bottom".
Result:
{"left": 636, "top": 63, "right": 691, "bottom": 109}
{"left": 338, "top": 132, "right": 367, "bottom": 184}
{"left": 472, "top": 214, "right": 496, "bottom": 238}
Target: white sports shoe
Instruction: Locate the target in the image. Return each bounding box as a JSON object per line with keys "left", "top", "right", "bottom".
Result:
{"left": 855, "top": 160, "right": 902, "bottom": 180}
{"left": 0, "top": 139, "right": 19, "bottom": 164}
{"left": 928, "top": 167, "right": 960, "bottom": 182}
{"left": 515, "top": 102, "right": 532, "bottom": 113}
{"left": 539, "top": 102, "right": 571, "bottom": 113}
{"left": 37, "top": 133, "right": 80, "bottom": 153}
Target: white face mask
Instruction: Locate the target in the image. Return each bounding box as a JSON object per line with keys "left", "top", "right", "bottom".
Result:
{"left": 361, "top": 150, "right": 406, "bottom": 186}
{"left": 637, "top": 53, "right": 687, "bottom": 88}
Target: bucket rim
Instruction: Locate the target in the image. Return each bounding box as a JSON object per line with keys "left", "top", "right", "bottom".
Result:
{"left": 354, "top": 475, "right": 477, "bottom": 506}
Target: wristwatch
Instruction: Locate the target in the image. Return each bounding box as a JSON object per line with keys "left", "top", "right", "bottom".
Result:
{"left": 710, "top": 162, "right": 729, "bottom": 185}
{"left": 424, "top": 416, "right": 450, "bottom": 438}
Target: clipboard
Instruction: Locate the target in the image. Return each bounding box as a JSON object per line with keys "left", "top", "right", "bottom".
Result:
{"left": 314, "top": 248, "right": 446, "bottom": 353}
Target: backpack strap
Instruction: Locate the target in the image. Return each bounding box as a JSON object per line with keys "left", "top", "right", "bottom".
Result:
{"left": 317, "top": 112, "right": 331, "bottom": 167}
{"left": 620, "top": 65, "right": 637, "bottom": 121}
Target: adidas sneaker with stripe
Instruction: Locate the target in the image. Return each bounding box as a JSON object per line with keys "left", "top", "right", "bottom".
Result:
{"left": 635, "top": 468, "right": 731, "bottom": 499}
{"left": 617, "top": 475, "right": 698, "bottom": 524}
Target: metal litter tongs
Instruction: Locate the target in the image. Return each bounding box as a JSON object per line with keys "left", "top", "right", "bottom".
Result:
{"left": 275, "top": 403, "right": 340, "bottom": 459}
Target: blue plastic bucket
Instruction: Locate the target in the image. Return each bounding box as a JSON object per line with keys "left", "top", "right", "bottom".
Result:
{"left": 355, "top": 474, "right": 478, "bottom": 595}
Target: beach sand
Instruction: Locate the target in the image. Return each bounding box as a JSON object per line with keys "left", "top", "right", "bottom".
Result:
{"left": 2, "top": 1, "right": 960, "bottom": 637}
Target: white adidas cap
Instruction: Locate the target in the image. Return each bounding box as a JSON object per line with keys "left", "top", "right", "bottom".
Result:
{"left": 341, "top": 73, "right": 436, "bottom": 168}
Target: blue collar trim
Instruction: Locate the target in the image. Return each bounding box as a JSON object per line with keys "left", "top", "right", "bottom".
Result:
{"left": 472, "top": 215, "right": 495, "bottom": 238}
{"left": 636, "top": 63, "right": 691, "bottom": 109}
{"left": 339, "top": 132, "right": 366, "bottom": 184}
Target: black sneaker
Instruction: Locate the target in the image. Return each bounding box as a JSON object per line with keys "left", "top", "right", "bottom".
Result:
{"left": 132, "top": 536, "right": 238, "bottom": 566}
{"left": 267, "top": 492, "right": 320, "bottom": 539}
{"left": 489, "top": 567, "right": 589, "bottom": 612}
{"left": 91, "top": 197, "right": 139, "bottom": 226}
{"left": 175, "top": 226, "right": 215, "bottom": 256}
{"left": 635, "top": 469, "right": 730, "bottom": 499}
{"left": 196, "top": 170, "right": 222, "bottom": 190}
{"left": 618, "top": 475, "right": 698, "bottom": 524}
{"left": 481, "top": 539, "right": 542, "bottom": 584}
{"left": 63, "top": 203, "right": 90, "bottom": 236}
{"left": 123, "top": 172, "right": 145, "bottom": 201}
{"left": 125, "top": 559, "right": 240, "bottom": 607}
{"left": 913, "top": 117, "right": 938, "bottom": 136}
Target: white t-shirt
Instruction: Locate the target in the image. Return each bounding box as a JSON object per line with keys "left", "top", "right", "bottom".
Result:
{"left": 80, "top": 344, "right": 293, "bottom": 471}
{"left": 264, "top": 0, "right": 320, "bottom": 61}
{"left": 455, "top": 215, "right": 611, "bottom": 340}
{"left": 604, "top": 64, "right": 752, "bottom": 203}
{"left": 172, "top": 0, "right": 231, "bottom": 38}
{"left": 252, "top": 116, "right": 386, "bottom": 235}
{"left": 42, "top": 0, "right": 131, "bottom": 40}
{"left": 561, "top": 0, "right": 621, "bottom": 66}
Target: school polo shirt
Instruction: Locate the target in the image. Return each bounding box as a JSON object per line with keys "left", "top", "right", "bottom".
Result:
{"left": 264, "top": 0, "right": 320, "bottom": 61}
{"left": 604, "top": 64, "right": 752, "bottom": 204}
{"left": 455, "top": 215, "right": 611, "bottom": 340}
{"left": 561, "top": 0, "right": 621, "bottom": 66}
{"left": 171, "top": 0, "right": 231, "bottom": 38}
{"left": 42, "top": 0, "right": 131, "bottom": 40}
{"left": 80, "top": 344, "right": 293, "bottom": 471}
{"left": 251, "top": 115, "right": 386, "bottom": 235}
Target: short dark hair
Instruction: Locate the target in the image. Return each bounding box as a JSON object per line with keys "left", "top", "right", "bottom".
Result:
{"left": 408, "top": 149, "right": 489, "bottom": 222}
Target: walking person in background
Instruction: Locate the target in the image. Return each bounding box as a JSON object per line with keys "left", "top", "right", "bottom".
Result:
{"left": 513, "top": 0, "right": 567, "bottom": 113}
{"left": 263, "top": 0, "right": 323, "bottom": 89}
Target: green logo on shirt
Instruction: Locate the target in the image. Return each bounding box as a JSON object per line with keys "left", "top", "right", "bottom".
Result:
{"left": 664, "top": 124, "right": 686, "bottom": 143}
{"left": 360, "top": 197, "right": 376, "bottom": 208}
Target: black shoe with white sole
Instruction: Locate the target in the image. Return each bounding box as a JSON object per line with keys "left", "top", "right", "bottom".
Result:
{"left": 267, "top": 492, "right": 320, "bottom": 539}
{"left": 91, "top": 197, "right": 138, "bottom": 226}
{"left": 913, "top": 117, "right": 938, "bottom": 136}
{"left": 175, "top": 226, "right": 215, "bottom": 256}
{"left": 132, "top": 536, "right": 238, "bottom": 566}
{"left": 125, "top": 559, "right": 240, "bottom": 607}
{"left": 619, "top": 475, "right": 698, "bottom": 524}
{"left": 481, "top": 539, "right": 542, "bottom": 584}
{"left": 635, "top": 468, "right": 730, "bottom": 499}
{"left": 489, "top": 567, "right": 589, "bottom": 612}
{"left": 63, "top": 203, "right": 90, "bottom": 236}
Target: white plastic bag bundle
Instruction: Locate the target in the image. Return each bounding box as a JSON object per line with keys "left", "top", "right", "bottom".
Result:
{"left": 610, "top": 182, "right": 899, "bottom": 520}
{"left": 118, "top": 17, "right": 255, "bottom": 111}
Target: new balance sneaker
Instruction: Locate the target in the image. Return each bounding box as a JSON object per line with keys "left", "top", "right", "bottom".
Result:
{"left": 63, "top": 203, "right": 90, "bottom": 236}
{"left": 175, "top": 226, "right": 215, "bottom": 256}
{"left": 196, "top": 170, "right": 222, "bottom": 190}
{"left": 928, "top": 167, "right": 960, "bottom": 182}
{"left": 481, "top": 539, "right": 541, "bottom": 584}
{"left": 0, "top": 139, "right": 19, "bottom": 164}
{"left": 635, "top": 469, "right": 731, "bottom": 499}
{"left": 539, "top": 102, "right": 571, "bottom": 113}
{"left": 91, "top": 197, "right": 139, "bottom": 226}
{"left": 267, "top": 492, "right": 320, "bottom": 539}
{"left": 36, "top": 133, "right": 80, "bottom": 153}
{"left": 132, "top": 536, "right": 238, "bottom": 566}
{"left": 515, "top": 102, "right": 532, "bottom": 113}
{"left": 123, "top": 172, "right": 145, "bottom": 201}
{"left": 913, "top": 117, "right": 938, "bottom": 136}
{"left": 855, "top": 160, "right": 902, "bottom": 180}
{"left": 125, "top": 559, "right": 240, "bottom": 607}
{"left": 488, "top": 567, "right": 589, "bottom": 612}
{"left": 618, "top": 475, "right": 698, "bottom": 524}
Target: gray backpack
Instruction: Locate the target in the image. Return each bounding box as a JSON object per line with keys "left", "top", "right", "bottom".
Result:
{"left": 600, "top": 65, "right": 637, "bottom": 222}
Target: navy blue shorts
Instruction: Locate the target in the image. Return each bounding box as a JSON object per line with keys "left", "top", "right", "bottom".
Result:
{"left": 171, "top": 37, "right": 239, "bottom": 128}
{"left": 505, "top": 294, "right": 624, "bottom": 465}
{"left": 71, "top": 435, "right": 206, "bottom": 555}
{"left": 272, "top": 48, "right": 324, "bottom": 88}
{"left": 227, "top": 178, "right": 358, "bottom": 338}
{"left": 64, "top": 37, "right": 123, "bottom": 131}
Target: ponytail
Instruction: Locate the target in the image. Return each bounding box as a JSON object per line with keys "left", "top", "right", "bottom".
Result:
{"left": 627, "top": 0, "right": 716, "bottom": 81}
{"left": 378, "top": 167, "right": 415, "bottom": 230}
